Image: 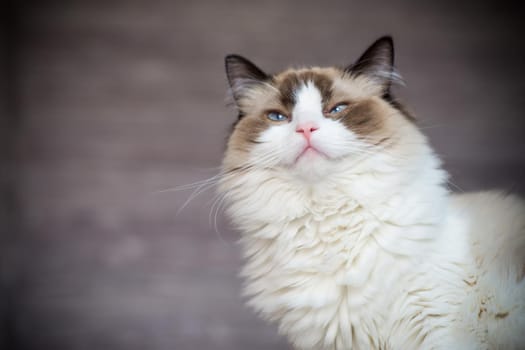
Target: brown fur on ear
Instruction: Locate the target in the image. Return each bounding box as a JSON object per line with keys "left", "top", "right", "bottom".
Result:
{"left": 345, "top": 36, "right": 401, "bottom": 93}
{"left": 225, "top": 55, "right": 269, "bottom": 104}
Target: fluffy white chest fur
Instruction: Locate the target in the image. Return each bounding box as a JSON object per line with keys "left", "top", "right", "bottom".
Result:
{"left": 225, "top": 153, "right": 525, "bottom": 350}
{"left": 219, "top": 37, "right": 525, "bottom": 349}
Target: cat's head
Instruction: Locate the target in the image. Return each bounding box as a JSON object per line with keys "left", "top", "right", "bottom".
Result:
{"left": 222, "top": 37, "right": 420, "bottom": 182}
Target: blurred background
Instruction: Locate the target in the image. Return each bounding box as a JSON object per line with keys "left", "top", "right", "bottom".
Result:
{"left": 2, "top": 1, "right": 525, "bottom": 349}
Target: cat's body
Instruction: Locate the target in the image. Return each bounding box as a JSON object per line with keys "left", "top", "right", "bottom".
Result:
{"left": 218, "top": 37, "right": 525, "bottom": 349}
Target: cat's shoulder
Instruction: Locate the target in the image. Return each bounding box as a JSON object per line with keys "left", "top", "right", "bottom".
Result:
{"left": 450, "top": 190, "right": 524, "bottom": 278}
{"left": 451, "top": 190, "right": 525, "bottom": 222}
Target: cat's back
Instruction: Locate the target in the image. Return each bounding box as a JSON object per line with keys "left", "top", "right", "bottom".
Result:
{"left": 450, "top": 191, "right": 525, "bottom": 349}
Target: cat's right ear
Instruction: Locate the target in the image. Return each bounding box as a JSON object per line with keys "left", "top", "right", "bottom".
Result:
{"left": 225, "top": 54, "right": 269, "bottom": 104}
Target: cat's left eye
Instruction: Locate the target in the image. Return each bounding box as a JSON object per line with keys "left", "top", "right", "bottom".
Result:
{"left": 328, "top": 104, "right": 349, "bottom": 114}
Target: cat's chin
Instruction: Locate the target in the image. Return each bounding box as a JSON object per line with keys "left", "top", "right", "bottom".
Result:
{"left": 291, "top": 149, "right": 333, "bottom": 180}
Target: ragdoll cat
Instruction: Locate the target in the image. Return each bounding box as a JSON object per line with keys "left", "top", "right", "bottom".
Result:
{"left": 218, "top": 36, "right": 525, "bottom": 349}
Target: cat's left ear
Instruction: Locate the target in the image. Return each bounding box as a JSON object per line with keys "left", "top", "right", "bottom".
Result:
{"left": 225, "top": 54, "right": 269, "bottom": 104}
{"left": 345, "top": 36, "right": 400, "bottom": 93}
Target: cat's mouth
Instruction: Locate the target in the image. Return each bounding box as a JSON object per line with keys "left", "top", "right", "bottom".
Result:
{"left": 295, "top": 145, "right": 327, "bottom": 163}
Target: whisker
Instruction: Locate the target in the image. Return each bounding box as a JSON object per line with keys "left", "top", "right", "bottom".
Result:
{"left": 176, "top": 181, "right": 218, "bottom": 215}
{"left": 446, "top": 179, "right": 464, "bottom": 193}
{"left": 153, "top": 173, "right": 223, "bottom": 193}
{"left": 207, "top": 191, "right": 232, "bottom": 245}
{"left": 418, "top": 124, "right": 446, "bottom": 130}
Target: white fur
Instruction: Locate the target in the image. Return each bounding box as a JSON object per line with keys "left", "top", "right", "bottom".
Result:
{"left": 293, "top": 82, "right": 324, "bottom": 123}
{"left": 220, "top": 84, "right": 525, "bottom": 349}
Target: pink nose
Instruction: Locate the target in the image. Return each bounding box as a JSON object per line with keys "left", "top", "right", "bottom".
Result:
{"left": 296, "top": 122, "right": 319, "bottom": 141}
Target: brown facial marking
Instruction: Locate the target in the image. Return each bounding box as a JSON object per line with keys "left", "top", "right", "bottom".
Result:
{"left": 338, "top": 99, "right": 385, "bottom": 137}
{"left": 232, "top": 115, "right": 270, "bottom": 150}
{"left": 277, "top": 74, "right": 300, "bottom": 109}
{"left": 308, "top": 72, "right": 334, "bottom": 103}
{"left": 276, "top": 71, "right": 334, "bottom": 110}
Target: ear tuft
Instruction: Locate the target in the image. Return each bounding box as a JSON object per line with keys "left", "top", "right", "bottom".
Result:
{"left": 225, "top": 55, "right": 268, "bottom": 104}
{"left": 345, "top": 36, "right": 401, "bottom": 92}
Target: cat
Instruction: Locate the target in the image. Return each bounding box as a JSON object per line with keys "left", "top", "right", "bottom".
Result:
{"left": 217, "top": 36, "right": 525, "bottom": 349}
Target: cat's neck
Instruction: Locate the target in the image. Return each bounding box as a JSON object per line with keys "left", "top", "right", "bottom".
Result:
{"left": 224, "top": 139, "right": 449, "bottom": 240}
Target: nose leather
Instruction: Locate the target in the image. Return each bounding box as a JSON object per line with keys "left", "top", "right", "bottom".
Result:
{"left": 296, "top": 122, "right": 319, "bottom": 141}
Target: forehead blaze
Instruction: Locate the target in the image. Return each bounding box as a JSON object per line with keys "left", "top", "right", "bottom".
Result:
{"left": 275, "top": 71, "right": 334, "bottom": 109}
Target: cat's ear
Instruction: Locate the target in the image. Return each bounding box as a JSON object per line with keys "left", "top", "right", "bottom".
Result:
{"left": 345, "top": 36, "right": 400, "bottom": 92}
{"left": 225, "top": 54, "right": 269, "bottom": 104}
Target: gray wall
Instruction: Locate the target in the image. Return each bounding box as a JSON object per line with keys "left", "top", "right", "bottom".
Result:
{"left": 4, "top": 1, "right": 525, "bottom": 349}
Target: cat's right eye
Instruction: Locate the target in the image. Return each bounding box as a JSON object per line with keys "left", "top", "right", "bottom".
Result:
{"left": 267, "top": 111, "right": 289, "bottom": 122}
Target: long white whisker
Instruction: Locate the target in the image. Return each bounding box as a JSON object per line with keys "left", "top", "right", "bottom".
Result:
{"left": 207, "top": 191, "right": 231, "bottom": 245}
{"left": 213, "top": 193, "right": 231, "bottom": 243}
{"left": 176, "top": 181, "right": 218, "bottom": 215}
{"left": 153, "top": 173, "right": 223, "bottom": 193}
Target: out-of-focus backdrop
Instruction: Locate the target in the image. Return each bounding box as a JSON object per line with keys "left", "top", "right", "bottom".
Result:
{"left": 2, "top": 1, "right": 525, "bottom": 349}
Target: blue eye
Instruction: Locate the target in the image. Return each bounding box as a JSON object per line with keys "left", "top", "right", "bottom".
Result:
{"left": 267, "top": 111, "right": 288, "bottom": 122}
{"left": 329, "top": 104, "right": 348, "bottom": 114}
